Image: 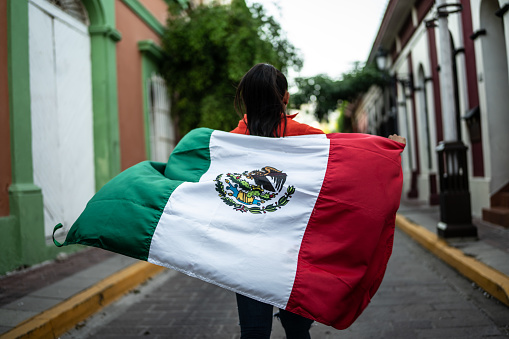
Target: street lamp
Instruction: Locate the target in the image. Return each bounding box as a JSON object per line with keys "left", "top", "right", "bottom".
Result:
{"left": 376, "top": 48, "right": 388, "bottom": 71}
{"left": 374, "top": 47, "right": 399, "bottom": 137}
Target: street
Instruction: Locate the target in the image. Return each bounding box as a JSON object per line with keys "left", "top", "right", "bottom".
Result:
{"left": 62, "top": 229, "right": 509, "bottom": 339}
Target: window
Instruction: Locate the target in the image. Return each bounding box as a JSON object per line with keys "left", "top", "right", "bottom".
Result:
{"left": 149, "top": 74, "right": 175, "bottom": 162}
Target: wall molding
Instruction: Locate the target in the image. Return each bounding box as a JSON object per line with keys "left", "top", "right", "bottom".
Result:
{"left": 138, "top": 39, "right": 164, "bottom": 61}
{"left": 121, "top": 0, "right": 164, "bottom": 36}
{"left": 89, "top": 24, "right": 122, "bottom": 42}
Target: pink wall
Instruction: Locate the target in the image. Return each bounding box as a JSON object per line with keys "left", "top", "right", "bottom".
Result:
{"left": 116, "top": 2, "right": 163, "bottom": 170}
{"left": 139, "top": 0, "right": 169, "bottom": 25}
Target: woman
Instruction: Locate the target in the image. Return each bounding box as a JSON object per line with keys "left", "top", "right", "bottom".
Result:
{"left": 230, "top": 63, "right": 405, "bottom": 338}
{"left": 230, "top": 63, "right": 320, "bottom": 339}
{"left": 231, "top": 63, "right": 323, "bottom": 138}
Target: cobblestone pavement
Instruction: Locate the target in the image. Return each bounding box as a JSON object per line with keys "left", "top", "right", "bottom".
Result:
{"left": 63, "top": 229, "right": 509, "bottom": 339}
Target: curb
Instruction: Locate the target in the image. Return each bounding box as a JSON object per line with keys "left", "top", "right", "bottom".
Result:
{"left": 395, "top": 213, "right": 509, "bottom": 307}
{"left": 3, "top": 215, "right": 508, "bottom": 338}
{"left": 0, "top": 261, "right": 165, "bottom": 339}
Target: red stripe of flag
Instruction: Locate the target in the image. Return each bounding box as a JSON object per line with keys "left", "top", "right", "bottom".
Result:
{"left": 285, "top": 133, "right": 404, "bottom": 329}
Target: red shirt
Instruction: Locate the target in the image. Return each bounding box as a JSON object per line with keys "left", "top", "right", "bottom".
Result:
{"left": 230, "top": 113, "right": 324, "bottom": 136}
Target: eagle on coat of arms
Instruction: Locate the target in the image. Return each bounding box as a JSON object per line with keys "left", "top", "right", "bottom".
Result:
{"left": 214, "top": 166, "right": 295, "bottom": 214}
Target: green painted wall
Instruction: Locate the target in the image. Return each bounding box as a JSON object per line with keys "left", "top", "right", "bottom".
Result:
{"left": 3, "top": 0, "right": 46, "bottom": 274}
{"left": 0, "top": 216, "right": 18, "bottom": 272}
{"left": 83, "top": 0, "right": 122, "bottom": 191}
{"left": 1, "top": 0, "right": 169, "bottom": 275}
{"left": 0, "top": 0, "right": 11, "bottom": 217}
{"left": 1, "top": 0, "right": 121, "bottom": 275}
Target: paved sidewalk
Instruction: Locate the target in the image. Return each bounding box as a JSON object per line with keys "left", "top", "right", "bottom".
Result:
{"left": 1, "top": 201, "right": 508, "bottom": 338}
{"left": 0, "top": 248, "right": 115, "bottom": 307}
{"left": 397, "top": 200, "right": 509, "bottom": 306}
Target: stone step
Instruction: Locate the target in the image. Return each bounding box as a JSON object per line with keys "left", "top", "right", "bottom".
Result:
{"left": 482, "top": 206, "right": 509, "bottom": 228}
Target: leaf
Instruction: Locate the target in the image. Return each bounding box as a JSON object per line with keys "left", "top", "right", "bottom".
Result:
{"left": 249, "top": 207, "right": 262, "bottom": 214}
{"left": 278, "top": 196, "right": 288, "bottom": 206}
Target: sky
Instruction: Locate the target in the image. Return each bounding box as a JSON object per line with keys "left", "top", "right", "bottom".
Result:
{"left": 246, "top": 0, "right": 389, "bottom": 81}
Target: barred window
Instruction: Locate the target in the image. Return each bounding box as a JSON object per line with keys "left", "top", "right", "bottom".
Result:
{"left": 149, "top": 74, "right": 175, "bottom": 162}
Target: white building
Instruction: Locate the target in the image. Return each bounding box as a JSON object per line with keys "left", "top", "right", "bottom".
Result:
{"left": 356, "top": 0, "right": 509, "bottom": 229}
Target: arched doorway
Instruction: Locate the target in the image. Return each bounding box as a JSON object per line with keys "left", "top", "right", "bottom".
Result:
{"left": 479, "top": 0, "right": 509, "bottom": 195}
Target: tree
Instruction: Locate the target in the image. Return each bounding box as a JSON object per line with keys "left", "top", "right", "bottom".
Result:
{"left": 162, "top": 0, "right": 302, "bottom": 138}
{"left": 291, "top": 63, "right": 388, "bottom": 122}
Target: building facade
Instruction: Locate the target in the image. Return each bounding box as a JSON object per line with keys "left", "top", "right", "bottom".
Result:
{"left": 356, "top": 0, "right": 509, "bottom": 229}
{"left": 0, "top": 0, "right": 182, "bottom": 274}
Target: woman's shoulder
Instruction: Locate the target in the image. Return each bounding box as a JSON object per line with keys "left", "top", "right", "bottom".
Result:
{"left": 284, "top": 114, "right": 324, "bottom": 136}
{"left": 230, "top": 115, "right": 248, "bottom": 134}
{"left": 229, "top": 113, "right": 324, "bottom": 136}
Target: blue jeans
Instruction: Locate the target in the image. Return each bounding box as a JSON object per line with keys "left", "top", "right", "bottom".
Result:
{"left": 236, "top": 293, "right": 313, "bottom": 339}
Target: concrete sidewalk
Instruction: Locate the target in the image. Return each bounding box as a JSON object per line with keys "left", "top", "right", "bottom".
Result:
{"left": 397, "top": 201, "right": 509, "bottom": 307}
{"left": 1, "top": 201, "right": 508, "bottom": 339}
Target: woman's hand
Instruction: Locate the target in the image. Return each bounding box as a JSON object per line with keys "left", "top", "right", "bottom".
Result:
{"left": 388, "top": 134, "right": 406, "bottom": 145}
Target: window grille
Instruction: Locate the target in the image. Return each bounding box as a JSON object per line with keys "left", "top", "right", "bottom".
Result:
{"left": 149, "top": 74, "right": 175, "bottom": 162}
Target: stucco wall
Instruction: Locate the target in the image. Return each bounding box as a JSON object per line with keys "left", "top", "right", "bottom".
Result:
{"left": 139, "top": 0, "right": 168, "bottom": 25}
{"left": 0, "top": 0, "right": 11, "bottom": 216}
{"left": 474, "top": 0, "right": 509, "bottom": 196}
{"left": 116, "top": 2, "right": 162, "bottom": 170}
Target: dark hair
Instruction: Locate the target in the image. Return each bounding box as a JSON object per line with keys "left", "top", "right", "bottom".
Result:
{"left": 234, "top": 63, "right": 288, "bottom": 137}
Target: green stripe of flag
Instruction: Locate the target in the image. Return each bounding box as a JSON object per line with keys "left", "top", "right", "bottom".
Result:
{"left": 62, "top": 161, "right": 181, "bottom": 260}
{"left": 58, "top": 128, "right": 214, "bottom": 261}
{"left": 165, "top": 128, "right": 213, "bottom": 182}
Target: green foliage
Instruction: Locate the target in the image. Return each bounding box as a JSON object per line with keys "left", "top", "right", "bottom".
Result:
{"left": 337, "top": 100, "right": 353, "bottom": 133}
{"left": 165, "top": 0, "right": 187, "bottom": 15}
{"left": 292, "top": 75, "right": 342, "bottom": 122}
{"left": 162, "top": 0, "right": 302, "bottom": 138}
{"left": 291, "top": 63, "right": 388, "bottom": 122}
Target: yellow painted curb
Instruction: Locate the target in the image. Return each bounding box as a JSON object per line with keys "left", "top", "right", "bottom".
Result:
{"left": 395, "top": 213, "right": 509, "bottom": 307}
{"left": 0, "top": 261, "right": 165, "bottom": 339}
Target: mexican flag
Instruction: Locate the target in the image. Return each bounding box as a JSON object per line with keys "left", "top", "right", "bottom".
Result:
{"left": 54, "top": 128, "right": 405, "bottom": 330}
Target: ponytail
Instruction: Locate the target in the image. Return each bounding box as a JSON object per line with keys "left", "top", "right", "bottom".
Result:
{"left": 234, "top": 64, "right": 288, "bottom": 137}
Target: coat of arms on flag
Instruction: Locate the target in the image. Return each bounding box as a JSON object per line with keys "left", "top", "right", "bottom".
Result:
{"left": 53, "top": 128, "right": 405, "bottom": 330}
{"left": 215, "top": 166, "right": 294, "bottom": 214}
